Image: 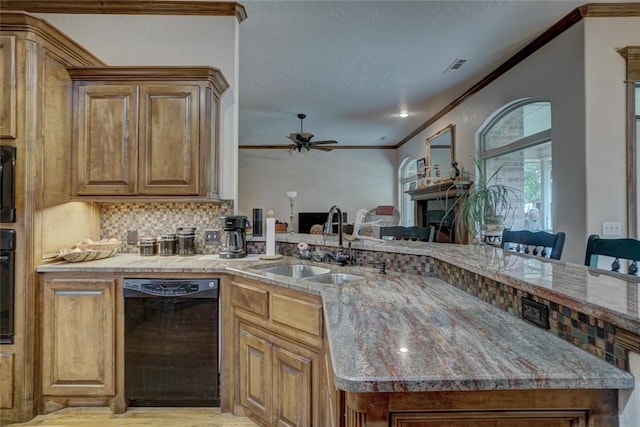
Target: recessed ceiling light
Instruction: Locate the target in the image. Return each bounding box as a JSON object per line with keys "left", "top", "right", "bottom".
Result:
{"left": 399, "top": 112, "right": 409, "bottom": 118}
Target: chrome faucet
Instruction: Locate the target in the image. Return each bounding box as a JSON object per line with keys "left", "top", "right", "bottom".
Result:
{"left": 324, "top": 205, "right": 351, "bottom": 265}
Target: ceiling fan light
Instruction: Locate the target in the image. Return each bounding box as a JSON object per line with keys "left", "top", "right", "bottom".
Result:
{"left": 288, "top": 146, "right": 310, "bottom": 158}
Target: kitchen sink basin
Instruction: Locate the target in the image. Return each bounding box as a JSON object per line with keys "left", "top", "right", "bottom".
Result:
{"left": 256, "top": 264, "right": 332, "bottom": 279}
{"left": 305, "top": 273, "right": 365, "bottom": 285}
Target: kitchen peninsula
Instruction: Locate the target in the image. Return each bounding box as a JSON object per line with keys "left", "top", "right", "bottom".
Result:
{"left": 36, "top": 236, "right": 638, "bottom": 426}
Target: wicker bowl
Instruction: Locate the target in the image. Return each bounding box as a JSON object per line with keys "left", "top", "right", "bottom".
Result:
{"left": 76, "top": 240, "right": 122, "bottom": 251}
{"left": 58, "top": 247, "right": 119, "bottom": 263}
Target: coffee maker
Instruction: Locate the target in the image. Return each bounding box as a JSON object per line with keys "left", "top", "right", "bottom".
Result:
{"left": 220, "top": 215, "right": 248, "bottom": 259}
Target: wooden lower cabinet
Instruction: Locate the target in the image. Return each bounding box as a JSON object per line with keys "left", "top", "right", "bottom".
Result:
{"left": 239, "top": 322, "right": 315, "bottom": 426}
{"left": 227, "top": 277, "right": 324, "bottom": 427}
{"left": 389, "top": 411, "right": 586, "bottom": 427}
{"left": 41, "top": 278, "right": 116, "bottom": 401}
{"left": 343, "top": 389, "right": 618, "bottom": 427}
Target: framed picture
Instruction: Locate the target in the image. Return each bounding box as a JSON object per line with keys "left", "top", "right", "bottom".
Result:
{"left": 409, "top": 182, "right": 417, "bottom": 191}
{"left": 416, "top": 158, "right": 426, "bottom": 178}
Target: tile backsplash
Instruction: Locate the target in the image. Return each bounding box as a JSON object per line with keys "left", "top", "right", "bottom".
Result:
{"left": 99, "top": 201, "right": 234, "bottom": 254}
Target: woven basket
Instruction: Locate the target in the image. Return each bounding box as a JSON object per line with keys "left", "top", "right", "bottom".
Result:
{"left": 76, "top": 241, "right": 122, "bottom": 251}
{"left": 58, "top": 247, "right": 119, "bottom": 263}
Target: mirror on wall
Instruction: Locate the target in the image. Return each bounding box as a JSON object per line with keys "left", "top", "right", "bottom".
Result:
{"left": 425, "top": 124, "right": 455, "bottom": 178}
{"left": 620, "top": 46, "right": 639, "bottom": 238}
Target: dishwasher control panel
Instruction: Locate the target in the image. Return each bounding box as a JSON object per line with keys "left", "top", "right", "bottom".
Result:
{"left": 123, "top": 278, "right": 219, "bottom": 297}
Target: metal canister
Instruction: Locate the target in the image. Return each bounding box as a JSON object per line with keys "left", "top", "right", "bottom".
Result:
{"left": 176, "top": 227, "right": 196, "bottom": 256}
{"left": 158, "top": 233, "right": 176, "bottom": 256}
{"left": 138, "top": 236, "right": 157, "bottom": 256}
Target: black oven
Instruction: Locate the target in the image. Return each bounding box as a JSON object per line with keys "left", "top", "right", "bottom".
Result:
{"left": 0, "top": 145, "right": 16, "bottom": 223}
{"left": 0, "top": 229, "right": 16, "bottom": 344}
{"left": 123, "top": 278, "right": 219, "bottom": 407}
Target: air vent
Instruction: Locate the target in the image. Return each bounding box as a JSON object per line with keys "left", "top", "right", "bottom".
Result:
{"left": 444, "top": 58, "right": 467, "bottom": 73}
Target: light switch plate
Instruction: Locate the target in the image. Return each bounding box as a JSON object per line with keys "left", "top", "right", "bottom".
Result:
{"left": 205, "top": 230, "right": 219, "bottom": 244}
{"left": 602, "top": 221, "right": 622, "bottom": 236}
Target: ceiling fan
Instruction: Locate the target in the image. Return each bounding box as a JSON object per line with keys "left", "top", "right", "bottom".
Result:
{"left": 286, "top": 113, "right": 338, "bottom": 155}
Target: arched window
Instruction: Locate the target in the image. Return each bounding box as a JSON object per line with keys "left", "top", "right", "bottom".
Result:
{"left": 479, "top": 98, "right": 553, "bottom": 231}
{"left": 399, "top": 157, "right": 417, "bottom": 226}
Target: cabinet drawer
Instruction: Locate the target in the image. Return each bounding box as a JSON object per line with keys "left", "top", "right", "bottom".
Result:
{"left": 231, "top": 282, "right": 268, "bottom": 318}
{"left": 271, "top": 293, "right": 322, "bottom": 337}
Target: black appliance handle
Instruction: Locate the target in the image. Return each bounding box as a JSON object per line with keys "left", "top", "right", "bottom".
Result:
{"left": 0, "top": 255, "right": 9, "bottom": 262}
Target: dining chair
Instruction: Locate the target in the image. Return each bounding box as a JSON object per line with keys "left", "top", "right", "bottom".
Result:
{"left": 380, "top": 226, "right": 435, "bottom": 242}
{"left": 584, "top": 234, "right": 640, "bottom": 275}
{"left": 501, "top": 229, "right": 566, "bottom": 260}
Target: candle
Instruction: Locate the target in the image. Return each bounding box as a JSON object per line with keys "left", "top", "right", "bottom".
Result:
{"left": 266, "top": 217, "right": 276, "bottom": 256}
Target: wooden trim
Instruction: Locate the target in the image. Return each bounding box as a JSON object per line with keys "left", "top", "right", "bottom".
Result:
{"left": 617, "top": 328, "right": 640, "bottom": 353}
{"left": 239, "top": 144, "right": 396, "bottom": 150}
{"left": 579, "top": 2, "right": 640, "bottom": 17}
{"left": 619, "top": 46, "right": 640, "bottom": 81}
{"left": 0, "top": 1, "right": 247, "bottom": 22}
{"left": 67, "top": 66, "right": 229, "bottom": 95}
{"left": 620, "top": 47, "right": 640, "bottom": 239}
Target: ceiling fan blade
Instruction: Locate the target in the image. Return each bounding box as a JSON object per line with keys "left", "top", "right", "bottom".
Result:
{"left": 312, "top": 145, "right": 334, "bottom": 152}
{"left": 310, "top": 140, "right": 338, "bottom": 145}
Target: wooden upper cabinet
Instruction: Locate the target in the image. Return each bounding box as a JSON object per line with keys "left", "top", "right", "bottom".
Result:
{"left": 0, "top": 35, "right": 16, "bottom": 139}
{"left": 69, "top": 67, "right": 228, "bottom": 199}
{"left": 138, "top": 85, "right": 199, "bottom": 195}
{"left": 75, "top": 84, "right": 137, "bottom": 195}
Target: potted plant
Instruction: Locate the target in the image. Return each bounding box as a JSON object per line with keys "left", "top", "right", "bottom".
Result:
{"left": 446, "top": 158, "right": 519, "bottom": 243}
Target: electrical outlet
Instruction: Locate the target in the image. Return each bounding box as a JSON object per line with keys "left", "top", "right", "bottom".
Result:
{"left": 602, "top": 221, "right": 622, "bottom": 236}
{"left": 127, "top": 229, "right": 138, "bottom": 245}
{"left": 205, "top": 229, "right": 220, "bottom": 244}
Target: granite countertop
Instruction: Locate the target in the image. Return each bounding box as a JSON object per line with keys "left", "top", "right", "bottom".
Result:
{"left": 274, "top": 234, "right": 640, "bottom": 336}
{"left": 36, "top": 248, "right": 635, "bottom": 393}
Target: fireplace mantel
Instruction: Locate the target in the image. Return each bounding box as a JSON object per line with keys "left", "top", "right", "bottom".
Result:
{"left": 407, "top": 181, "right": 472, "bottom": 201}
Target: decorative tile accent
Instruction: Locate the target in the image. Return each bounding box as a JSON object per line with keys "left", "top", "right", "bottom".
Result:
{"left": 271, "top": 242, "right": 435, "bottom": 276}
{"left": 434, "top": 259, "right": 628, "bottom": 370}
{"left": 99, "top": 201, "right": 234, "bottom": 254}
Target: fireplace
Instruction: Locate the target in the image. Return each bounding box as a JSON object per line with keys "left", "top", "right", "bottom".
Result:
{"left": 408, "top": 182, "right": 471, "bottom": 243}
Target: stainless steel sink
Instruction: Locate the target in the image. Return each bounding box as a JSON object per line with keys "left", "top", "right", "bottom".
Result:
{"left": 305, "top": 273, "right": 365, "bottom": 285}
{"left": 256, "top": 264, "right": 332, "bottom": 279}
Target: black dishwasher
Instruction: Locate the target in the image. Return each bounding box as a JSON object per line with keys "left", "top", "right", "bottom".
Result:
{"left": 123, "top": 278, "right": 219, "bottom": 407}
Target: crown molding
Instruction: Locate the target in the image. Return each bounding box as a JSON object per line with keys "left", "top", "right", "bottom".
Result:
{"left": 579, "top": 2, "right": 640, "bottom": 17}
{"left": 67, "top": 66, "right": 230, "bottom": 94}
{"left": 0, "top": 10, "right": 105, "bottom": 65}
{"left": 239, "top": 145, "right": 396, "bottom": 150}
{"left": 0, "top": 1, "right": 248, "bottom": 22}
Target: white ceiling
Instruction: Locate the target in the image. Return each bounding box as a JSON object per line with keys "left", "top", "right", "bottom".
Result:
{"left": 237, "top": 1, "right": 618, "bottom": 148}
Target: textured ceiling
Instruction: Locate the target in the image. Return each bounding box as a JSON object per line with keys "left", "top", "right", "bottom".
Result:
{"left": 237, "top": 1, "right": 611, "bottom": 148}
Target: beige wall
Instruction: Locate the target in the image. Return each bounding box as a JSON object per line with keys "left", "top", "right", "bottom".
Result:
{"left": 38, "top": 12, "right": 240, "bottom": 201}
{"left": 584, "top": 17, "right": 640, "bottom": 241}
{"left": 399, "top": 22, "right": 588, "bottom": 263}
{"left": 238, "top": 149, "right": 397, "bottom": 231}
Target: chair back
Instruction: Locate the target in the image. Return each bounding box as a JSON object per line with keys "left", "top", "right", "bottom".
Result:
{"left": 501, "top": 229, "right": 566, "bottom": 260}
{"left": 584, "top": 234, "right": 640, "bottom": 275}
{"left": 380, "top": 226, "right": 435, "bottom": 242}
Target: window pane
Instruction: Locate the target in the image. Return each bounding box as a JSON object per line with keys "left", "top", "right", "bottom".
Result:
{"left": 635, "top": 84, "right": 640, "bottom": 116}
{"left": 484, "top": 141, "right": 552, "bottom": 231}
{"left": 484, "top": 102, "right": 551, "bottom": 150}
{"left": 402, "top": 158, "right": 417, "bottom": 180}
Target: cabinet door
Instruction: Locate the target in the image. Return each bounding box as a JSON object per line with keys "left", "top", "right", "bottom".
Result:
{"left": 42, "top": 278, "right": 115, "bottom": 396}
{"left": 74, "top": 84, "right": 137, "bottom": 195}
{"left": 389, "top": 411, "right": 587, "bottom": 427}
{"left": 0, "top": 35, "right": 16, "bottom": 139}
{"left": 239, "top": 326, "right": 272, "bottom": 424}
{"left": 272, "top": 344, "right": 312, "bottom": 427}
{"left": 138, "top": 85, "right": 200, "bottom": 195}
